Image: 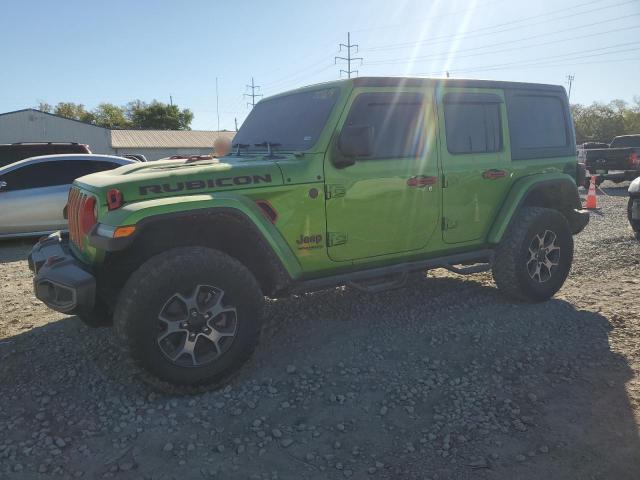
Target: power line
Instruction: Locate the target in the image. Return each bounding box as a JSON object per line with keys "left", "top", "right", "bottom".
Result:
{"left": 362, "top": 0, "right": 635, "bottom": 53}
{"left": 364, "top": 14, "right": 640, "bottom": 66}
{"left": 244, "top": 77, "right": 263, "bottom": 109}
{"left": 335, "top": 32, "right": 363, "bottom": 78}
{"left": 412, "top": 43, "right": 640, "bottom": 76}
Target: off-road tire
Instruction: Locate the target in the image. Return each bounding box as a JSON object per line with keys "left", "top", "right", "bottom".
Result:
{"left": 628, "top": 197, "right": 640, "bottom": 240}
{"left": 492, "top": 207, "right": 573, "bottom": 302}
{"left": 113, "top": 247, "right": 264, "bottom": 387}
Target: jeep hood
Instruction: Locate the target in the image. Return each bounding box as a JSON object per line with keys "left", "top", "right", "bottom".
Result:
{"left": 74, "top": 157, "right": 284, "bottom": 203}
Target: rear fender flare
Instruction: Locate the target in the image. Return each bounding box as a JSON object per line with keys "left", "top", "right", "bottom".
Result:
{"left": 487, "top": 173, "right": 580, "bottom": 244}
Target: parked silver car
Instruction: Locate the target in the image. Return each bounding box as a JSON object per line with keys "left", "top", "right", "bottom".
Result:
{"left": 0, "top": 154, "right": 134, "bottom": 238}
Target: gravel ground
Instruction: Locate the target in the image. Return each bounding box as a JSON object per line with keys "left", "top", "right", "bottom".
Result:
{"left": 1, "top": 185, "right": 639, "bottom": 479}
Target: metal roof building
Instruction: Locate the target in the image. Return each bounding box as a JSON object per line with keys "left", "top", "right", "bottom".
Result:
{"left": 0, "top": 109, "right": 234, "bottom": 161}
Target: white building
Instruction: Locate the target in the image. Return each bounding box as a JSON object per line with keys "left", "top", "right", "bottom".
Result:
{"left": 0, "top": 109, "right": 234, "bottom": 161}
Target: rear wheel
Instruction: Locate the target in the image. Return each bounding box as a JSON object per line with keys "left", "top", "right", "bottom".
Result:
{"left": 113, "top": 247, "right": 264, "bottom": 387}
{"left": 492, "top": 207, "right": 573, "bottom": 302}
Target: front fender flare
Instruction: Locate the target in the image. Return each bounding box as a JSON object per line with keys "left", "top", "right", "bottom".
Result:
{"left": 92, "top": 193, "right": 303, "bottom": 279}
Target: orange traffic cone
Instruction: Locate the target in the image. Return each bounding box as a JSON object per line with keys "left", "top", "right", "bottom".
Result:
{"left": 584, "top": 175, "right": 598, "bottom": 210}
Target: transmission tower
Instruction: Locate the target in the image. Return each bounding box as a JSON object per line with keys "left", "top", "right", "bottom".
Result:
{"left": 335, "top": 32, "right": 363, "bottom": 78}
{"left": 566, "top": 74, "right": 575, "bottom": 101}
{"left": 244, "top": 77, "right": 263, "bottom": 108}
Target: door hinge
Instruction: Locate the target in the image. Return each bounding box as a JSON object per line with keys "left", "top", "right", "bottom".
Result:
{"left": 327, "top": 232, "right": 348, "bottom": 247}
{"left": 325, "top": 184, "right": 346, "bottom": 199}
{"left": 441, "top": 217, "right": 458, "bottom": 230}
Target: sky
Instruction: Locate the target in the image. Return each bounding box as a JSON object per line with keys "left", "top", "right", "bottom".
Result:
{"left": 1, "top": 0, "right": 639, "bottom": 131}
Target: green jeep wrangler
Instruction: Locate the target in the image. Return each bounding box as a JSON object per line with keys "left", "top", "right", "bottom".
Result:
{"left": 29, "top": 77, "right": 589, "bottom": 387}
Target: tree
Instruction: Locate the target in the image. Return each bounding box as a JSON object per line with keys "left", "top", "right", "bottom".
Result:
{"left": 126, "top": 100, "right": 193, "bottom": 130}
{"left": 53, "top": 102, "right": 93, "bottom": 122}
{"left": 92, "top": 103, "right": 130, "bottom": 128}
{"left": 571, "top": 99, "right": 640, "bottom": 143}
{"left": 34, "top": 99, "right": 195, "bottom": 130}
{"left": 37, "top": 102, "right": 52, "bottom": 113}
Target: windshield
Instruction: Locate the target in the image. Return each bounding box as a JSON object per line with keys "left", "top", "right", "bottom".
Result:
{"left": 233, "top": 87, "right": 339, "bottom": 152}
{"left": 610, "top": 136, "right": 640, "bottom": 148}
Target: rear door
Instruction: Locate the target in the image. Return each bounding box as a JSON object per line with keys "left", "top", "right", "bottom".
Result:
{"left": 436, "top": 89, "right": 513, "bottom": 244}
{"left": 324, "top": 88, "right": 441, "bottom": 261}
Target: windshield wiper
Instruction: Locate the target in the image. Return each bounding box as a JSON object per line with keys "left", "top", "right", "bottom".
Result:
{"left": 233, "top": 143, "right": 250, "bottom": 156}
{"left": 254, "top": 141, "right": 282, "bottom": 158}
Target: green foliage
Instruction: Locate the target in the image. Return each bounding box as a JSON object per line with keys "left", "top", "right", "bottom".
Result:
{"left": 572, "top": 98, "right": 640, "bottom": 144}
{"left": 36, "top": 99, "right": 194, "bottom": 130}
{"left": 53, "top": 102, "right": 94, "bottom": 123}
{"left": 93, "top": 103, "right": 129, "bottom": 128}
{"left": 126, "top": 100, "right": 194, "bottom": 130}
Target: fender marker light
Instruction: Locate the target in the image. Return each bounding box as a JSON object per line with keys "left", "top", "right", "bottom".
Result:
{"left": 107, "top": 189, "right": 124, "bottom": 210}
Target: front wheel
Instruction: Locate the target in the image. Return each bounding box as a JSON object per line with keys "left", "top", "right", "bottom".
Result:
{"left": 492, "top": 207, "right": 573, "bottom": 302}
{"left": 113, "top": 247, "right": 264, "bottom": 387}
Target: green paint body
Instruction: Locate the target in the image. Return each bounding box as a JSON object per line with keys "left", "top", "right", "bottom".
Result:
{"left": 70, "top": 78, "right": 580, "bottom": 283}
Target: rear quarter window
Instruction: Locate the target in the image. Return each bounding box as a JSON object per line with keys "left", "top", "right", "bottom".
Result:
{"left": 506, "top": 90, "right": 575, "bottom": 160}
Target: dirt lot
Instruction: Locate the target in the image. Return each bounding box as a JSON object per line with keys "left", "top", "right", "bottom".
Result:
{"left": 1, "top": 186, "right": 639, "bottom": 480}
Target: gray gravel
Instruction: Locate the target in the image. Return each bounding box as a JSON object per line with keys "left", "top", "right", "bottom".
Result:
{"left": 1, "top": 184, "right": 639, "bottom": 479}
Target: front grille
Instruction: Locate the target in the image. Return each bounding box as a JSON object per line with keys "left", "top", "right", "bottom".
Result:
{"left": 67, "top": 187, "right": 87, "bottom": 248}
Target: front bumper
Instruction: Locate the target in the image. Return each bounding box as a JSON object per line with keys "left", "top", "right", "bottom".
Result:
{"left": 28, "top": 232, "right": 96, "bottom": 314}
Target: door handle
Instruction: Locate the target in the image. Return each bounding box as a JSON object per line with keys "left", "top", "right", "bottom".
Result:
{"left": 407, "top": 175, "right": 438, "bottom": 187}
{"left": 482, "top": 169, "right": 508, "bottom": 180}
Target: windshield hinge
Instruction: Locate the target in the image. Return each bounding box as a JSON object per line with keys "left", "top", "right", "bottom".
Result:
{"left": 325, "top": 184, "right": 346, "bottom": 200}
{"left": 327, "top": 232, "right": 348, "bottom": 247}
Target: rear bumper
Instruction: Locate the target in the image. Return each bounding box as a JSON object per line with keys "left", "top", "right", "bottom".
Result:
{"left": 569, "top": 208, "right": 590, "bottom": 235}
{"left": 28, "top": 232, "right": 96, "bottom": 314}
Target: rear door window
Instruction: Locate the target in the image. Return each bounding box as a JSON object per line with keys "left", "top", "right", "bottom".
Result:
{"left": 443, "top": 100, "right": 502, "bottom": 154}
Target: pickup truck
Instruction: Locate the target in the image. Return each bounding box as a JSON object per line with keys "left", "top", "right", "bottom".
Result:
{"left": 579, "top": 135, "right": 640, "bottom": 185}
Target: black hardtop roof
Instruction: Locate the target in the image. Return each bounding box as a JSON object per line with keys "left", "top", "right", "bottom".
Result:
{"left": 350, "top": 76, "right": 566, "bottom": 93}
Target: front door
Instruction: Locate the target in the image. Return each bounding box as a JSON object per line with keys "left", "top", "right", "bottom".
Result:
{"left": 436, "top": 88, "right": 514, "bottom": 244}
{"left": 324, "top": 88, "right": 441, "bottom": 262}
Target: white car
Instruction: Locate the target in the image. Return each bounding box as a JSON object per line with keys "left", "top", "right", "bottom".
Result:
{"left": 0, "top": 154, "right": 135, "bottom": 239}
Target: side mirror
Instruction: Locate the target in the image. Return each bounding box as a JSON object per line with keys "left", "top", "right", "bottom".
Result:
{"left": 335, "top": 125, "right": 373, "bottom": 167}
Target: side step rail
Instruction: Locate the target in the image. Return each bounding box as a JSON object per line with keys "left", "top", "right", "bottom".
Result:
{"left": 293, "top": 249, "right": 495, "bottom": 294}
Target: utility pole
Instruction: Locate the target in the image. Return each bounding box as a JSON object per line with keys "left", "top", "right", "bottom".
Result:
{"left": 244, "top": 77, "right": 262, "bottom": 108}
{"left": 169, "top": 95, "right": 173, "bottom": 106}
{"left": 215, "top": 77, "right": 220, "bottom": 132}
{"left": 566, "top": 74, "right": 575, "bottom": 101}
{"left": 234, "top": 117, "right": 238, "bottom": 132}
{"left": 335, "top": 32, "right": 363, "bottom": 78}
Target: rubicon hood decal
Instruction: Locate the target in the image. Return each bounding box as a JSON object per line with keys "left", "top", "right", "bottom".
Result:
{"left": 139, "top": 174, "right": 273, "bottom": 195}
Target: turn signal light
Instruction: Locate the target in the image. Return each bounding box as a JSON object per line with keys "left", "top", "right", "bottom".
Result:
{"left": 630, "top": 151, "right": 639, "bottom": 169}
{"left": 113, "top": 226, "right": 136, "bottom": 238}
